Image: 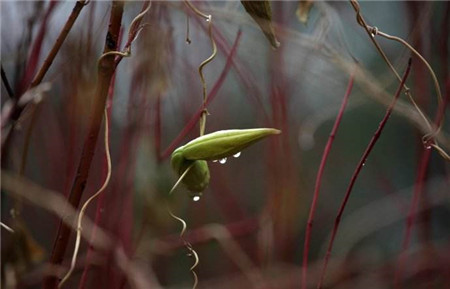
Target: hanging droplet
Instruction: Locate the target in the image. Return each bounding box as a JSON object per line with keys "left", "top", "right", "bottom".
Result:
{"left": 219, "top": 158, "right": 227, "bottom": 164}
{"left": 190, "top": 192, "right": 202, "bottom": 202}
{"left": 233, "top": 152, "right": 241, "bottom": 158}
{"left": 212, "top": 159, "right": 218, "bottom": 162}
{"left": 206, "top": 15, "right": 211, "bottom": 22}
{"left": 423, "top": 139, "right": 433, "bottom": 150}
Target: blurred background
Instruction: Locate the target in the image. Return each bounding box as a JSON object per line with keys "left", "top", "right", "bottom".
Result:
{"left": 1, "top": 1, "right": 449, "bottom": 289}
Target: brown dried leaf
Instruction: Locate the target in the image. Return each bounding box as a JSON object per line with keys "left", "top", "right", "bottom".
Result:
{"left": 296, "top": 0, "right": 314, "bottom": 24}
{"left": 2, "top": 220, "right": 45, "bottom": 278}
{"left": 241, "top": 0, "right": 280, "bottom": 48}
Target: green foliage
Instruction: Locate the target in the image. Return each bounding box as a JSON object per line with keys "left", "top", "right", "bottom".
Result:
{"left": 171, "top": 128, "right": 281, "bottom": 192}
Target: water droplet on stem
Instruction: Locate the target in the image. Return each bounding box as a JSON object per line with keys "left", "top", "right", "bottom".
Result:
{"left": 423, "top": 139, "right": 433, "bottom": 150}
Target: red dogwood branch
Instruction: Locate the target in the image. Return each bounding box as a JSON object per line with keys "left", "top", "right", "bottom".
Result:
{"left": 317, "top": 59, "right": 412, "bottom": 289}
{"left": 44, "top": 2, "right": 124, "bottom": 288}
{"left": 301, "top": 70, "right": 355, "bottom": 289}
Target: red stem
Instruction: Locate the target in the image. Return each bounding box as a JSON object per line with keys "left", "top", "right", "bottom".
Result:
{"left": 210, "top": 167, "right": 249, "bottom": 222}
{"left": 301, "top": 71, "right": 355, "bottom": 289}
{"left": 191, "top": 4, "right": 269, "bottom": 122}
{"left": 114, "top": 1, "right": 151, "bottom": 67}
{"left": 1, "top": 1, "right": 58, "bottom": 155}
{"left": 44, "top": 2, "right": 124, "bottom": 288}
{"left": 394, "top": 6, "right": 449, "bottom": 287}
{"left": 154, "top": 92, "right": 162, "bottom": 159}
{"left": 30, "top": 1, "right": 87, "bottom": 87}
{"left": 1, "top": 65, "right": 14, "bottom": 98}
{"left": 267, "top": 4, "right": 300, "bottom": 263}
{"left": 317, "top": 59, "right": 412, "bottom": 289}
{"left": 17, "top": 1, "right": 58, "bottom": 95}
{"left": 394, "top": 78, "right": 450, "bottom": 289}
{"left": 78, "top": 52, "right": 119, "bottom": 289}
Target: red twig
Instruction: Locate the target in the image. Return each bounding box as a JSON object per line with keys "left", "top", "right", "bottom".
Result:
{"left": 159, "top": 29, "right": 242, "bottom": 160}
{"left": 212, "top": 32, "right": 269, "bottom": 123}
{"left": 115, "top": 1, "right": 151, "bottom": 67}
{"left": 394, "top": 7, "right": 449, "bottom": 287}
{"left": 301, "top": 71, "right": 355, "bottom": 289}
{"left": 154, "top": 92, "right": 162, "bottom": 159}
{"left": 1, "top": 65, "right": 14, "bottom": 98}
{"left": 44, "top": 2, "right": 124, "bottom": 288}
{"left": 317, "top": 59, "right": 412, "bottom": 289}
{"left": 1, "top": 1, "right": 58, "bottom": 156}
{"left": 191, "top": 3, "right": 269, "bottom": 122}
{"left": 31, "top": 1, "right": 88, "bottom": 87}
{"left": 17, "top": 1, "right": 58, "bottom": 95}
{"left": 210, "top": 167, "right": 249, "bottom": 222}
{"left": 394, "top": 77, "right": 450, "bottom": 289}
{"left": 2, "top": 1, "right": 87, "bottom": 174}
{"left": 78, "top": 39, "right": 120, "bottom": 289}
{"left": 265, "top": 4, "right": 300, "bottom": 263}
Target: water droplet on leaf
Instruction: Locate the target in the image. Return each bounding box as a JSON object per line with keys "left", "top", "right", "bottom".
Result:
{"left": 212, "top": 159, "right": 218, "bottom": 162}
{"left": 233, "top": 152, "right": 241, "bottom": 158}
{"left": 190, "top": 192, "right": 202, "bottom": 202}
{"left": 219, "top": 158, "right": 227, "bottom": 164}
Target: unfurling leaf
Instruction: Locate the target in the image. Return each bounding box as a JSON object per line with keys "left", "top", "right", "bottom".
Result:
{"left": 241, "top": 1, "right": 280, "bottom": 49}
{"left": 171, "top": 128, "right": 281, "bottom": 192}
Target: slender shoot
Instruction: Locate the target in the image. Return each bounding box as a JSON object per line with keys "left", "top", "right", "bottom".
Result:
{"left": 301, "top": 69, "right": 355, "bottom": 289}
{"left": 317, "top": 59, "right": 412, "bottom": 289}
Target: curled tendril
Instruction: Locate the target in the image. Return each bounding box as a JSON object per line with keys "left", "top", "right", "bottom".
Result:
{"left": 349, "top": 0, "right": 449, "bottom": 161}
{"left": 167, "top": 128, "right": 280, "bottom": 288}
{"left": 167, "top": 206, "right": 199, "bottom": 289}
{"left": 184, "top": 0, "right": 217, "bottom": 136}
{"left": 166, "top": 164, "right": 200, "bottom": 289}
{"left": 169, "top": 3, "right": 217, "bottom": 287}
{"left": 59, "top": 109, "right": 111, "bottom": 289}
